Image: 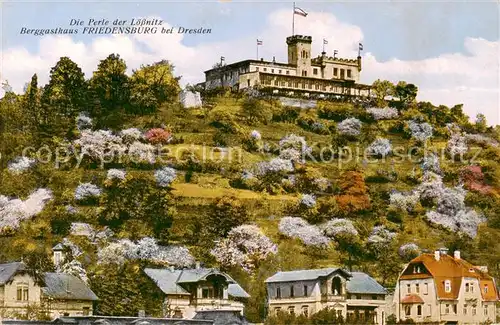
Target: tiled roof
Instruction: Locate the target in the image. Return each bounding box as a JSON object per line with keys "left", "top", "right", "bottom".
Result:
{"left": 193, "top": 310, "right": 248, "bottom": 325}
{"left": 401, "top": 294, "right": 424, "bottom": 304}
{"left": 265, "top": 268, "right": 386, "bottom": 295}
{"left": 1, "top": 262, "right": 97, "bottom": 301}
{"left": 53, "top": 243, "right": 66, "bottom": 251}
{"left": 144, "top": 268, "right": 190, "bottom": 295}
{"left": 402, "top": 253, "right": 499, "bottom": 301}
{"left": 227, "top": 284, "right": 250, "bottom": 298}
{"left": 42, "top": 273, "right": 98, "bottom": 301}
{"left": 265, "top": 267, "right": 350, "bottom": 283}
{"left": 144, "top": 268, "right": 250, "bottom": 298}
{"left": 346, "top": 272, "right": 387, "bottom": 294}
{"left": 0, "top": 262, "right": 27, "bottom": 284}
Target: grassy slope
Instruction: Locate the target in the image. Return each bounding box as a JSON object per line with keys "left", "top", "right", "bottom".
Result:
{"left": 0, "top": 96, "right": 494, "bottom": 288}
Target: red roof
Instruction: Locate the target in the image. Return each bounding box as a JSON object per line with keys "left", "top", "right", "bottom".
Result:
{"left": 401, "top": 294, "right": 424, "bottom": 304}
{"left": 401, "top": 253, "right": 499, "bottom": 301}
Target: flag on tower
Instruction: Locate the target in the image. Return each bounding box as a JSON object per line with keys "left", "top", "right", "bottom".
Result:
{"left": 323, "top": 39, "right": 328, "bottom": 45}
{"left": 257, "top": 39, "right": 263, "bottom": 45}
{"left": 359, "top": 43, "right": 363, "bottom": 51}
{"left": 294, "top": 6, "right": 308, "bottom": 17}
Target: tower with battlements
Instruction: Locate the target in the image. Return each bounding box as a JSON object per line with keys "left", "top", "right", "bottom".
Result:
{"left": 286, "top": 35, "right": 312, "bottom": 77}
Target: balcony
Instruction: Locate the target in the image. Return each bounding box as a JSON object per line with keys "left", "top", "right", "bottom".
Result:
{"left": 192, "top": 298, "right": 243, "bottom": 312}
{"left": 321, "top": 294, "right": 346, "bottom": 303}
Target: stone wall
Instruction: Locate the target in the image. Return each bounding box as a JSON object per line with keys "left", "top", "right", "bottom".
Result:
{"left": 278, "top": 97, "right": 317, "bottom": 109}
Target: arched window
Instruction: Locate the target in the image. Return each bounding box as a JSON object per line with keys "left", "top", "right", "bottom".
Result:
{"left": 444, "top": 280, "right": 451, "bottom": 293}
{"left": 332, "top": 277, "right": 342, "bottom": 295}
{"left": 417, "top": 305, "right": 422, "bottom": 316}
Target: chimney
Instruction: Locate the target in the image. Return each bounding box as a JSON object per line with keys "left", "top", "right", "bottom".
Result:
{"left": 169, "top": 265, "right": 175, "bottom": 272}
{"left": 453, "top": 250, "right": 460, "bottom": 260}
{"left": 195, "top": 262, "right": 201, "bottom": 269}
{"left": 138, "top": 310, "right": 145, "bottom": 318}
{"left": 273, "top": 56, "right": 276, "bottom": 63}
{"left": 260, "top": 58, "right": 264, "bottom": 61}
{"left": 434, "top": 250, "right": 440, "bottom": 261}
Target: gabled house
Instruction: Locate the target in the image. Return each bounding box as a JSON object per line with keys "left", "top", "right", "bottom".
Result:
{"left": 144, "top": 265, "right": 250, "bottom": 320}
{"left": 393, "top": 249, "right": 499, "bottom": 324}
{"left": 0, "top": 261, "right": 98, "bottom": 319}
{"left": 265, "top": 267, "right": 387, "bottom": 325}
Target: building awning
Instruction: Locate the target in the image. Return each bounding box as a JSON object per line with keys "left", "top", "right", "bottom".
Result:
{"left": 401, "top": 294, "right": 424, "bottom": 304}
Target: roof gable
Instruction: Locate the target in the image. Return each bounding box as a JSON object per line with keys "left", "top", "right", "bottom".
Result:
{"left": 346, "top": 272, "right": 387, "bottom": 295}
{"left": 0, "top": 262, "right": 27, "bottom": 285}
{"left": 265, "top": 267, "right": 351, "bottom": 283}
{"left": 403, "top": 253, "right": 499, "bottom": 301}
{"left": 144, "top": 268, "right": 249, "bottom": 298}
{"left": 42, "top": 273, "right": 98, "bottom": 301}
{"left": 144, "top": 268, "right": 190, "bottom": 295}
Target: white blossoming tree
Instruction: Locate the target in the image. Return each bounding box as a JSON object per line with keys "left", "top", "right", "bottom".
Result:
{"left": 367, "top": 225, "right": 397, "bottom": 253}
{"left": 0, "top": 188, "right": 53, "bottom": 234}
{"left": 398, "top": 243, "right": 421, "bottom": 261}
{"left": 7, "top": 156, "right": 36, "bottom": 174}
{"left": 74, "top": 130, "right": 126, "bottom": 165}
{"left": 446, "top": 133, "right": 468, "bottom": 158}
{"left": 154, "top": 167, "right": 177, "bottom": 188}
{"left": 300, "top": 194, "right": 316, "bottom": 208}
{"left": 278, "top": 217, "right": 330, "bottom": 247}
{"left": 74, "top": 183, "right": 102, "bottom": 202}
{"left": 424, "top": 186, "right": 485, "bottom": 238}
{"left": 407, "top": 120, "right": 433, "bottom": 143}
{"left": 366, "top": 138, "right": 392, "bottom": 157}
{"left": 59, "top": 259, "right": 89, "bottom": 284}
{"left": 97, "top": 237, "right": 195, "bottom": 267}
{"left": 322, "top": 219, "right": 359, "bottom": 239}
{"left": 120, "top": 128, "right": 144, "bottom": 144}
{"left": 278, "top": 134, "right": 312, "bottom": 162}
{"left": 211, "top": 225, "right": 277, "bottom": 272}
{"left": 106, "top": 169, "right": 126, "bottom": 181}
{"left": 389, "top": 191, "right": 420, "bottom": 212}
{"left": 366, "top": 107, "right": 399, "bottom": 120}
{"left": 338, "top": 118, "right": 362, "bottom": 137}
{"left": 128, "top": 141, "right": 156, "bottom": 164}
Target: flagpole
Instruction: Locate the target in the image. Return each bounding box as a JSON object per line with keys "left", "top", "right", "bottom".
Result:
{"left": 323, "top": 40, "right": 325, "bottom": 53}
{"left": 257, "top": 41, "right": 259, "bottom": 60}
{"left": 292, "top": 2, "right": 295, "bottom": 36}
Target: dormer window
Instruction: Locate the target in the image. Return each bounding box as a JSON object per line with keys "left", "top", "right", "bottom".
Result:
{"left": 444, "top": 280, "right": 451, "bottom": 293}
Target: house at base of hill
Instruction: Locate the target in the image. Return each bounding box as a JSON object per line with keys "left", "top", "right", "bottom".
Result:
{"left": 265, "top": 267, "right": 388, "bottom": 325}
{"left": 393, "top": 249, "right": 500, "bottom": 325}
{"left": 0, "top": 262, "right": 98, "bottom": 320}
{"left": 1, "top": 316, "right": 215, "bottom": 325}
{"left": 144, "top": 265, "right": 250, "bottom": 320}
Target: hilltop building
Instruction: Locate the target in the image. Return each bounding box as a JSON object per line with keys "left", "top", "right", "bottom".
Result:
{"left": 203, "top": 35, "right": 372, "bottom": 98}
{"left": 144, "top": 266, "right": 249, "bottom": 320}
{"left": 393, "top": 249, "right": 499, "bottom": 324}
{"left": 0, "top": 262, "right": 98, "bottom": 319}
{"left": 265, "top": 267, "right": 387, "bottom": 325}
